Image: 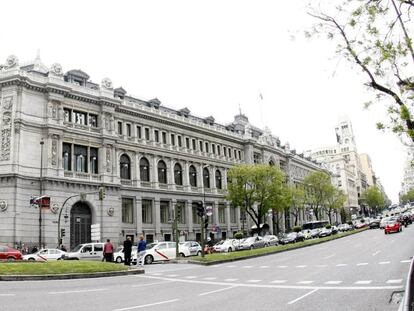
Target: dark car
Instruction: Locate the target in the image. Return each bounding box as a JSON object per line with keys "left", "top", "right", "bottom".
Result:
{"left": 369, "top": 219, "right": 380, "bottom": 229}
{"left": 279, "top": 232, "right": 301, "bottom": 245}
{"left": 0, "top": 245, "right": 22, "bottom": 261}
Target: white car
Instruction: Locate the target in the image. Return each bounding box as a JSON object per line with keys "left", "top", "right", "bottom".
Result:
{"left": 114, "top": 246, "right": 138, "bottom": 263}
{"left": 141, "top": 241, "right": 178, "bottom": 264}
{"left": 213, "top": 239, "right": 240, "bottom": 253}
{"left": 23, "top": 248, "right": 66, "bottom": 261}
{"left": 178, "top": 241, "right": 202, "bottom": 257}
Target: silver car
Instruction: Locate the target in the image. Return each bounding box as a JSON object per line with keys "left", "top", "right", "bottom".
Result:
{"left": 239, "top": 236, "right": 266, "bottom": 250}
{"left": 262, "top": 235, "right": 279, "bottom": 246}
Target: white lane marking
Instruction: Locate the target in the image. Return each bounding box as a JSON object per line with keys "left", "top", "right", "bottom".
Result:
{"left": 132, "top": 281, "right": 173, "bottom": 287}
{"left": 113, "top": 298, "right": 179, "bottom": 311}
{"left": 165, "top": 274, "right": 179, "bottom": 277}
{"left": 150, "top": 273, "right": 163, "bottom": 276}
{"left": 277, "top": 265, "right": 288, "bottom": 268}
{"left": 315, "top": 264, "right": 327, "bottom": 268}
{"left": 325, "top": 281, "right": 342, "bottom": 285}
{"left": 184, "top": 276, "right": 197, "bottom": 279}
{"left": 387, "top": 279, "right": 403, "bottom": 284}
{"left": 372, "top": 251, "right": 380, "bottom": 256}
{"left": 242, "top": 266, "right": 253, "bottom": 268}
{"left": 224, "top": 278, "right": 238, "bottom": 282}
{"left": 297, "top": 281, "right": 314, "bottom": 284}
{"left": 49, "top": 288, "right": 108, "bottom": 295}
{"left": 296, "top": 265, "right": 307, "bottom": 268}
{"left": 401, "top": 260, "right": 411, "bottom": 263}
{"left": 287, "top": 288, "right": 319, "bottom": 305}
{"left": 203, "top": 277, "right": 217, "bottom": 280}
{"left": 355, "top": 281, "right": 372, "bottom": 285}
{"left": 260, "top": 265, "right": 269, "bottom": 268}
{"left": 336, "top": 264, "right": 347, "bottom": 267}
{"left": 270, "top": 280, "right": 287, "bottom": 284}
{"left": 247, "top": 280, "right": 262, "bottom": 283}
{"left": 379, "top": 261, "right": 390, "bottom": 265}
{"left": 226, "top": 265, "right": 237, "bottom": 268}
{"left": 137, "top": 275, "right": 403, "bottom": 290}
{"left": 323, "top": 254, "right": 335, "bottom": 259}
{"left": 198, "top": 286, "right": 236, "bottom": 296}
{"left": 0, "top": 294, "right": 15, "bottom": 296}
{"left": 357, "top": 263, "right": 368, "bottom": 266}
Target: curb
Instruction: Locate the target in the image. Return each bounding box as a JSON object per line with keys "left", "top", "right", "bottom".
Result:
{"left": 188, "top": 228, "right": 369, "bottom": 266}
{"left": 0, "top": 268, "right": 144, "bottom": 281}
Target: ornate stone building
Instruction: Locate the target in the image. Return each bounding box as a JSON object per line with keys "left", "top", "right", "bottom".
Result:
{"left": 0, "top": 55, "right": 323, "bottom": 249}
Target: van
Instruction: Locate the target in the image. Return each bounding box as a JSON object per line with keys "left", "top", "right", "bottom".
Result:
{"left": 63, "top": 242, "right": 104, "bottom": 261}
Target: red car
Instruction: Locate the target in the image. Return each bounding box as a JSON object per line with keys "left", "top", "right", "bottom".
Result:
{"left": 0, "top": 245, "right": 23, "bottom": 261}
{"left": 384, "top": 221, "right": 402, "bottom": 234}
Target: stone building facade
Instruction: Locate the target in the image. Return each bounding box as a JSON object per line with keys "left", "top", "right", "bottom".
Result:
{"left": 0, "top": 55, "right": 323, "bottom": 249}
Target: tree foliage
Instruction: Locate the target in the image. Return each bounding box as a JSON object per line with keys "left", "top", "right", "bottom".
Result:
{"left": 325, "top": 185, "right": 347, "bottom": 224}
{"left": 289, "top": 185, "right": 306, "bottom": 226}
{"left": 401, "top": 188, "right": 414, "bottom": 203}
{"left": 308, "top": 0, "right": 414, "bottom": 143}
{"left": 226, "top": 164, "right": 289, "bottom": 235}
{"left": 303, "top": 171, "right": 332, "bottom": 220}
{"left": 361, "top": 186, "right": 386, "bottom": 214}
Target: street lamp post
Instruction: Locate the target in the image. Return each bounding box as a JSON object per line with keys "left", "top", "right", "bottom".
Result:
{"left": 57, "top": 194, "right": 80, "bottom": 246}
{"left": 39, "top": 139, "right": 44, "bottom": 248}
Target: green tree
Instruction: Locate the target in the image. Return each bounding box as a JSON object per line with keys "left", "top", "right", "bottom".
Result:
{"left": 304, "top": 171, "right": 332, "bottom": 220}
{"left": 361, "top": 186, "right": 385, "bottom": 215}
{"left": 401, "top": 189, "right": 414, "bottom": 204}
{"left": 227, "top": 164, "right": 288, "bottom": 235}
{"left": 308, "top": 1, "right": 414, "bottom": 142}
{"left": 289, "top": 185, "right": 306, "bottom": 226}
{"left": 325, "top": 186, "right": 347, "bottom": 224}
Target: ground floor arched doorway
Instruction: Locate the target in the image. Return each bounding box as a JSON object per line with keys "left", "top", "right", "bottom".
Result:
{"left": 70, "top": 202, "right": 92, "bottom": 249}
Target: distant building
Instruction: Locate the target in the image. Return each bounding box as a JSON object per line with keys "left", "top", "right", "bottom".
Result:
{"left": 359, "top": 153, "right": 377, "bottom": 187}
{"left": 401, "top": 146, "right": 414, "bottom": 195}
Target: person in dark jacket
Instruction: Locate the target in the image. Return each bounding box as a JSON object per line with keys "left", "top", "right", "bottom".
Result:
{"left": 137, "top": 235, "right": 147, "bottom": 266}
{"left": 123, "top": 236, "right": 133, "bottom": 266}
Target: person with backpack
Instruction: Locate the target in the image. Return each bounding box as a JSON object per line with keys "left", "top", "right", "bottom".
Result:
{"left": 103, "top": 239, "right": 114, "bottom": 262}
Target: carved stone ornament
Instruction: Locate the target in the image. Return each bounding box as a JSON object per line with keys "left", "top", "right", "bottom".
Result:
{"left": 1, "top": 97, "right": 13, "bottom": 161}
{"left": 51, "top": 135, "right": 58, "bottom": 166}
{"left": 107, "top": 206, "right": 115, "bottom": 216}
{"left": 106, "top": 147, "right": 111, "bottom": 172}
{"left": 5, "top": 55, "right": 18, "bottom": 68}
{"left": 50, "top": 63, "right": 63, "bottom": 76}
{"left": 0, "top": 200, "right": 7, "bottom": 212}
{"left": 51, "top": 203, "right": 59, "bottom": 214}
{"left": 101, "top": 77, "right": 113, "bottom": 89}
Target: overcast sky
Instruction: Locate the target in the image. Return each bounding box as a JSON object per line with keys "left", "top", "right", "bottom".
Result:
{"left": 0, "top": 0, "right": 406, "bottom": 202}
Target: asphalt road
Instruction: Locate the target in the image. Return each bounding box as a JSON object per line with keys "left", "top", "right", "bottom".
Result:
{"left": 1, "top": 227, "right": 413, "bottom": 311}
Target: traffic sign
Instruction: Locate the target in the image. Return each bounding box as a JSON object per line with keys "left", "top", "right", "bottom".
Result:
{"left": 205, "top": 205, "right": 213, "bottom": 217}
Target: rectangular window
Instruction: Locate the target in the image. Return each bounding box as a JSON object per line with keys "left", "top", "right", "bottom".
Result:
{"left": 88, "top": 114, "right": 98, "bottom": 127}
{"left": 212, "top": 144, "right": 216, "bottom": 154}
{"left": 63, "top": 108, "right": 72, "bottom": 122}
{"left": 171, "top": 134, "right": 175, "bottom": 146}
{"left": 74, "top": 145, "right": 87, "bottom": 172}
{"left": 142, "top": 199, "right": 153, "bottom": 224}
{"left": 176, "top": 201, "right": 186, "bottom": 224}
{"left": 118, "top": 122, "right": 123, "bottom": 135}
{"left": 122, "top": 198, "right": 134, "bottom": 224}
{"left": 63, "top": 143, "right": 72, "bottom": 171}
{"left": 228, "top": 148, "right": 232, "bottom": 158}
{"left": 126, "top": 124, "right": 131, "bottom": 137}
{"left": 217, "top": 145, "right": 221, "bottom": 155}
{"left": 154, "top": 130, "right": 159, "bottom": 142}
{"left": 219, "top": 204, "right": 226, "bottom": 224}
{"left": 238, "top": 150, "right": 241, "bottom": 160}
{"left": 162, "top": 132, "right": 167, "bottom": 144}
{"left": 234, "top": 149, "right": 237, "bottom": 159}
{"left": 192, "top": 203, "right": 201, "bottom": 224}
{"left": 223, "top": 147, "right": 226, "bottom": 157}
{"left": 192, "top": 139, "right": 196, "bottom": 150}
{"left": 137, "top": 126, "right": 142, "bottom": 139}
{"left": 160, "top": 201, "right": 170, "bottom": 224}
{"left": 230, "top": 207, "right": 237, "bottom": 223}
{"left": 185, "top": 137, "right": 190, "bottom": 148}
{"left": 145, "top": 128, "right": 150, "bottom": 140}
{"left": 199, "top": 141, "right": 203, "bottom": 152}
{"left": 205, "top": 142, "right": 209, "bottom": 153}
{"left": 73, "top": 110, "right": 87, "bottom": 125}
{"left": 90, "top": 147, "right": 98, "bottom": 174}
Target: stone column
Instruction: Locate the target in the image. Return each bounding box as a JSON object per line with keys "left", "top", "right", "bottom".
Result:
{"left": 226, "top": 201, "right": 231, "bottom": 234}
{"left": 187, "top": 200, "right": 193, "bottom": 234}
{"left": 151, "top": 155, "right": 158, "bottom": 189}
{"left": 136, "top": 197, "right": 143, "bottom": 236}
{"left": 154, "top": 198, "right": 161, "bottom": 240}
{"left": 169, "top": 159, "right": 175, "bottom": 190}
{"left": 184, "top": 161, "right": 190, "bottom": 191}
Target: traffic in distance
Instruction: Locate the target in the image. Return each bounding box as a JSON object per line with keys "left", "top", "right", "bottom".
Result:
{"left": 2, "top": 204, "right": 412, "bottom": 263}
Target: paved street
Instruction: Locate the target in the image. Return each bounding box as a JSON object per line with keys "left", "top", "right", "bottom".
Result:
{"left": 1, "top": 228, "right": 413, "bottom": 311}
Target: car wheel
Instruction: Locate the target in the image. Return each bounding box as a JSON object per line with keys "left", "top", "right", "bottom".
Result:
{"left": 228, "top": 248, "right": 232, "bottom": 253}
{"left": 116, "top": 256, "right": 123, "bottom": 263}
{"left": 7, "top": 257, "right": 15, "bottom": 262}
{"left": 179, "top": 253, "right": 186, "bottom": 258}
{"left": 197, "top": 251, "right": 201, "bottom": 256}
{"left": 144, "top": 255, "right": 154, "bottom": 265}
{"left": 28, "top": 257, "right": 35, "bottom": 261}
{"left": 250, "top": 246, "right": 254, "bottom": 250}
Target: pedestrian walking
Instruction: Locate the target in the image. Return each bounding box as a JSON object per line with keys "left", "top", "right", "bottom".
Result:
{"left": 103, "top": 239, "right": 114, "bottom": 262}
{"left": 137, "top": 235, "right": 147, "bottom": 266}
{"left": 123, "top": 236, "right": 132, "bottom": 266}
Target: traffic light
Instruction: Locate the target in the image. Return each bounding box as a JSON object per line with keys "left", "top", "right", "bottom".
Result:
{"left": 176, "top": 206, "right": 182, "bottom": 220}
{"left": 61, "top": 228, "right": 66, "bottom": 237}
{"left": 196, "top": 202, "right": 204, "bottom": 217}
{"left": 204, "top": 218, "right": 208, "bottom": 230}
{"left": 98, "top": 187, "right": 106, "bottom": 200}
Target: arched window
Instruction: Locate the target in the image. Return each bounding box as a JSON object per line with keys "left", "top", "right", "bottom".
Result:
{"left": 120, "top": 154, "right": 131, "bottom": 180}
{"left": 215, "top": 170, "right": 222, "bottom": 189}
{"left": 189, "top": 165, "right": 197, "bottom": 187}
{"left": 203, "top": 167, "right": 210, "bottom": 188}
{"left": 174, "top": 163, "right": 183, "bottom": 185}
{"left": 140, "top": 157, "right": 150, "bottom": 182}
{"left": 158, "top": 160, "right": 167, "bottom": 184}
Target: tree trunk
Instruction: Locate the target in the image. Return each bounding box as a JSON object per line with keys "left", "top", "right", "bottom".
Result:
{"left": 327, "top": 210, "right": 332, "bottom": 224}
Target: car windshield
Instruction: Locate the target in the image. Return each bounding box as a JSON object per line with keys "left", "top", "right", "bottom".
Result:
{"left": 146, "top": 243, "right": 157, "bottom": 250}
{"left": 287, "top": 233, "right": 296, "bottom": 238}
{"left": 115, "top": 246, "right": 123, "bottom": 252}
{"left": 244, "top": 237, "right": 255, "bottom": 242}
{"left": 72, "top": 244, "right": 83, "bottom": 252}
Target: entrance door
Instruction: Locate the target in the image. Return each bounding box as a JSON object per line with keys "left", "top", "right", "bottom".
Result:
{"left": 70, "top": 202, "right": 92, "bottom": 250}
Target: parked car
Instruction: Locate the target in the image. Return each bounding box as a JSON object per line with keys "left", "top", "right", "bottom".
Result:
{"left": 337, "top": 223, "right": 352, "bottom": 231}
{"left": 380, "top": 217, "right": 391, "bottom": 229}
{"left": 384, "top": 221, "right": 402, "bottom": 234}
{"left": 318, "top": 227, "right": 332, "bottom": 237}
{"left": 279, "top": 233, "right": 299, "bottom": 245}
{"left": 22, "top": 248, "right": 66, "bottom": 261}
{"left": 213, "top": 239, "right": 240, "bottom": 253}
{"left": 142, "top": 241, "right": 177, "bottom": 264}
{"left": 179, "top": 241, "right": 202, "bottom": 257}
{"left": 369, "top": 219, "right": 380, "bottom": 229}
{"left": 0, "top": 245, "right": 22, "bottom": 261}
{"left": 331, "top": 226, "right": 338, "bottom": 234}
{"left": 310, "top": 229, "right": 321, "bottom": 238}
{"left": 301, "top": 230, "right": 313, "bottom": 240}
{"left": 354, "top": 222, "right": 368, "bottom": 229}
{"left": 263, "top": 235, "right": 279, "bottom": 246}
{"left": 238, "top": 236, "right": 266, "bottom": 250}
{"left": 113, "top": 246, "right": 138, "bottom": 263}
{"left": 63, "top": 242, "right": 104, "bottom": 261}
